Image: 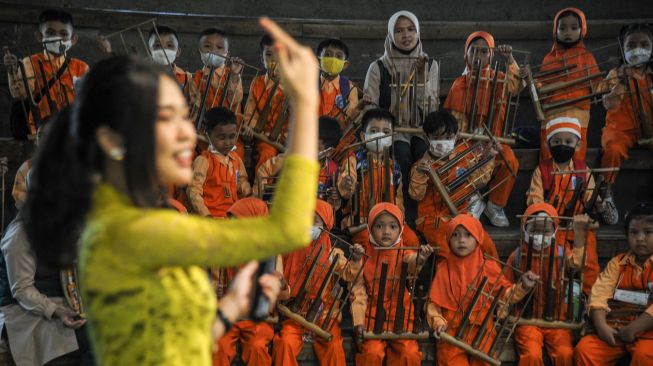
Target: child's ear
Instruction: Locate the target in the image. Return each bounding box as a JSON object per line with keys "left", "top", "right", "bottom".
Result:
{"left": 34, "top": 30, "right": 43, "bottom": 42}
{"left": 343, "top": 60, "right": 350, "bottom": 70}
{"left": 575, "top": 139, "right": 582, "bottom": 152}
{"left": 71, "top": 33, "right": 79, "bottom": 46}
{"left": 360, "top": 131, "right": 366, "bottom": 141}
{"left": 176, "top": 48, "right": 181, "bottom": 58}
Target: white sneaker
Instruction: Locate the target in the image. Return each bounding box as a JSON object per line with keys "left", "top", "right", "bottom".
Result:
{"left": 468, "top": 195, "right": 486, "bottom": 220}
{"left": 484, "top": 201, "right": 510, "bottom": 227}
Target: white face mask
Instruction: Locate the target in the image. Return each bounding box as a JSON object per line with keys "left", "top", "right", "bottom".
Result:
{"left": 429, "top": 139, "right": 455, "bottom": 157}
{"left": 151, "top": 48, "right": 177, "bottom": 65}
{"left": 365, "top": 132, "right": 392, "bottom": 152}
{"left": 523, "top": 230, "right": 555, "bottom": 251}
{"left": 42, "top": 36, "right": 71, "bottom": 54}
{"left": 625, "top": 48, "right": 652, "bottom": 65}
{"left": 310, "top": 226, "right": 322, "bottom": 241}
{"left": 200, "top": 52, "right": 226, "bottom": 68}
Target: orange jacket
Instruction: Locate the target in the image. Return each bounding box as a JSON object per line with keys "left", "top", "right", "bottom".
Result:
{"left": 319, "top": 75, "right": 359, "bottom": 131}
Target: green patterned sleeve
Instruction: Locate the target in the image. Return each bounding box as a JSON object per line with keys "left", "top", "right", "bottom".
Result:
{"left": 109, "top": 156, "right": 318, "bottom": 269}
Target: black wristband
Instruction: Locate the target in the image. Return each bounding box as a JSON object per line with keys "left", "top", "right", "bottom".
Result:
{"left": 216, "top": 308, "right": 233, "bottom": 332}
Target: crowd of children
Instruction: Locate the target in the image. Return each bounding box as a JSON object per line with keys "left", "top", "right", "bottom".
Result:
{"left": 2, "top": 5, "right": 653, "bottom": 366}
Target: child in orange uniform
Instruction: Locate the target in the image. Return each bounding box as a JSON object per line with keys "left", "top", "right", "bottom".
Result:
{"left": 443, "top": 31, "right": 521, "bottom": 227}
{"left": 193, "top": 28, "right": 245, "bottom": 158}
{"left": 427, "top": 214, "right": 537, "bottom": 366}
{"left": 600, "top": 24, "right": 653, "bottom": 216}
{"left": 507, "top": 203, "right": 588, "bottom": 366}
{"left": 242, "top": 34, "right": 288, "bottom": 172}
{"left": 575, "top": 202, "right": 653, "bottom": 365}
{"left": 4, "top": 9, "right": 89, "bottom": 134}
{"left": 317, "top": 38, "right": 359, "bottom": 131}
{"left": 351, "top": 203, "right": 435, "bottom": 366}
{"left": 409, "top": 110, "right": 498, "bottom": 259}
{"left": 538, "top": 7, "right": 601, "bottom": 162}
{"left": 214, "top": 198, "right": 279, "bottom": 366}
{"left": 272, "top": 199, "right": 364, "bottom": 366}
{"left": 188, "top": 107, "right": 250, "bottom": 217}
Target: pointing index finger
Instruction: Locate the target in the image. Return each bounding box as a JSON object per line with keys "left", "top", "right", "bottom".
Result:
{"left": 259, "top": 17, "right": 299, "bottom": 50}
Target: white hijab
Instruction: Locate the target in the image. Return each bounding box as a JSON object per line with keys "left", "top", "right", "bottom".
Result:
{"left": 380, "top": 10, "right": 426, "bottom": 76}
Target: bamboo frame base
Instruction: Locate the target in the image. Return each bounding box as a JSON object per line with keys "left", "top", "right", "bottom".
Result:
{"left": 516, "top": 318, "right": 585, "bottom": 330}
{"left": 362, "top": 331, "right": 430, "bottom": 340}
{"left": 277, "top": 304, "right": 332, "bottom": 341}
{"left": 436, "top": 332, "right": 501, "bottom": 366}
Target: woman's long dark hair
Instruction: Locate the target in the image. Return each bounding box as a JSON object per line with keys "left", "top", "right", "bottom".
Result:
{"left": 24, "top": 56, "right": 168, "bottom": 266}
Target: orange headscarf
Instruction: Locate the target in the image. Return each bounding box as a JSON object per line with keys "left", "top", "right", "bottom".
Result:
{"left": 282, "top": 199, "right": 334, "bottom": 298}
{"left": 552, "top": 7, "right": 588, "bottom": 40}
{"left": 464, "top": 31, "right": 495, "bottom": 70}
{"left": 431, "top": 214, "right": 510, "bottom": 312}
{"left": 315, "top": 199, "right": 335, "bottom": 231}
{"left": 367, "top": 202, "right": 405, "bottom": 248}
{"left": 227, "top": 197, "right": 269, "bottom": 218}
{"left": 521, "top": 202, "right": 560, "bottom": 228}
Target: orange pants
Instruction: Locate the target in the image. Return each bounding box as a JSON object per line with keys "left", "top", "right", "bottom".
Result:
{"left": 600, "top": 127, "right": 639, "bottom": 184}
{"left": 256, "top": 141, "right": 280, "bottom": 173}
{"left": 272, "top": 319, "right": 345, "bottom": 366}
{"left": 420, "top": 221, "right": 498, "bottom": 259}
{"left": 540, "top": 108, "right": 590, "bottom": 162}
{"left": 514, "top": 325, "right": 574, "bottom": 366}
{"left": 575, "top": 333, "right": 653, "bottom": 365}
{"left": 214, "top": 320, "right": 273, "bottom": 366}
{"left": 556, "top": 229, "right": 598, "bottom": 295}
{"left": 355, "top": 339, "right": 421, "bottom": 366}
{"left": 488, "top": 144, "right": 519, "bottom": 208}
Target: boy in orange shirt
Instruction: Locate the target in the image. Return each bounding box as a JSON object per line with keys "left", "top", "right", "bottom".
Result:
{"left": 188, "top": 107, "right": 251, "bottom": 217}
{"left": 317, "top": 38, "right": 359, "bottom": 131}
{"left": 4, "top": 9, "right": 89, "bottom": 134}
{"left": 443, "top": 31, "right": 521, "bottom": 227}
{"left": 242, "top": 34, "right": 288, "bottom": 172}
{"left": 575, "top": 202, "right": 653, "bottom": 365}
{"left": 193, "top": 28, "right": 245, "bottom": 158}
{"left": 409, "top": 110, "right": 498, "bottom": 259}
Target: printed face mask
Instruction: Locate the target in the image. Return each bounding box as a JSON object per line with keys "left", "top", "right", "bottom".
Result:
{"left": 151, "top": 49, "right": 177, "bottom": 65}
{"left": 200, "top": 52, "right": 226, "bottom": 68}
{"left": 523, "top": 230, "right": 555, "bottom": 251}
{"left": 625, "top": 48, "right": 652, "bottom": 66}
{"left": 42, "top": 36, "right": 71, "bottom": 54}
{"left": 365, "top": 132, "right": 392, "bottom": 152}
{"left": 429, "top": 139, "right": 455, "bottom": 157}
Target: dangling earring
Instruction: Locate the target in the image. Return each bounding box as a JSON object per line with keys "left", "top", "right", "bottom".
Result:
{"left": 109, "top": 146, "right": 126, "bottom": 161}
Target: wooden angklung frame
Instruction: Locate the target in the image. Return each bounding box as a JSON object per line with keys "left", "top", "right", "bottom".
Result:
{"left": 435, "top": 254, "right": 538, "bottom": 366}
{"left": 361, "top": 246, "right": 437, "bottom": 340}
{"left": 276, "top": 229, "right": 367, "bottom": 341}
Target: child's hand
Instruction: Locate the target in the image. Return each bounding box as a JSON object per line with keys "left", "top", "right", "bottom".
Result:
{"left": 326, "top": 187, "right": 341, "bottom": 210}
{"left": 357, "top": 94, "right": 375, "bottom": 109}
{"left": 496, "top": 44, "right": 514, "bottom": 62}
{"left": 259, "top": 17, "right": 318, "bottom": 106}
{"left": 350, "top": 243, "right": 365, "bottom": 262}
{"left": 353, "top": 325, "right": 364, "bottom": 352}
{"left": 3, "top": 47, "right": 17, "bottom": 71}
{"left": 596, "top": 322, "right": 619, "bottom": 346}
{"left": 520, "top": 270, "right": 540, "bottom": 290}
{"left": 430, "top": 315, "right": 448, "bottom": 336}
{"left": 229, "top": 57, "right": 245, "bottom": 75}
{"left": 416, "top": 158, "right": 433, "bottom": 174}
{"left": 240, "top": 125, "right": 254, "bottom": 141}
{"left": 418, "top": 245, "right": 435, "bottom": 263}
{"left": 573, "top": 214, "right": 591, "bottom": 231}
{"left": 518, "top": 67, "right": 529, "bottom": 80}
{"left": 617, "top": 324, "right": 638, "bottom": 344}
{"left": 96, "top": 36, "right": 112, "bottom": 54}
{"left": 483, "top": 140, "right": 501, "bottom": 157}
{"left": 341, "top": 175, "right": 356, "bottom": 193}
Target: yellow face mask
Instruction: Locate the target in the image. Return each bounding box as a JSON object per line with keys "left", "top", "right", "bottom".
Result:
{"left": 320, "top": 56, "right": 346, "bottom": 76}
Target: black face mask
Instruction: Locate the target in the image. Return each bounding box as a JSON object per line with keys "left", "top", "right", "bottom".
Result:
{"left": 550, "top": 144, "right": 576, "bottom": 163}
